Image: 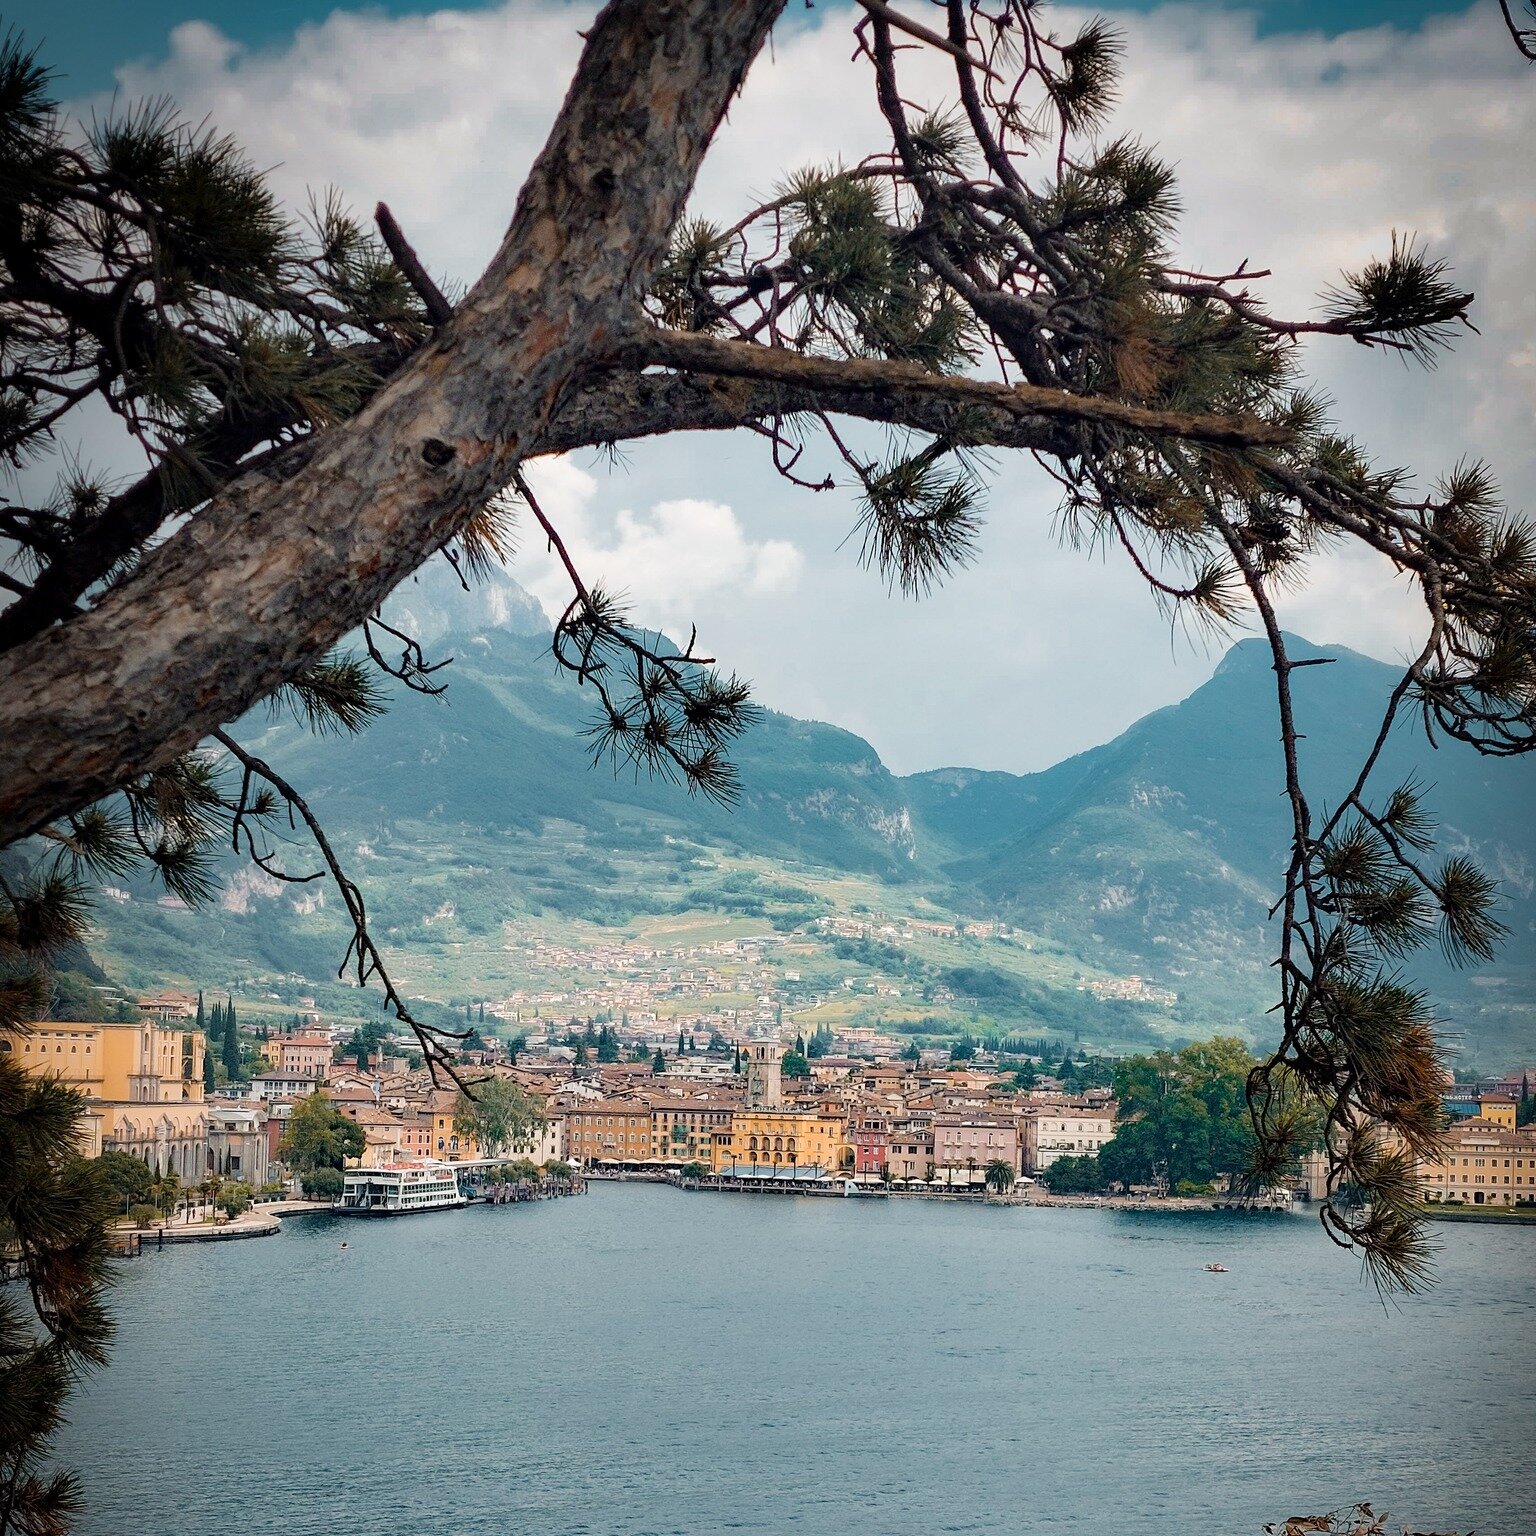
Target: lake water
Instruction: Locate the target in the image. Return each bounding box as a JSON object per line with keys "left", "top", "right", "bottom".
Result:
{"left": 60, "top": 1184, "right": 1534, "bottom": 1536}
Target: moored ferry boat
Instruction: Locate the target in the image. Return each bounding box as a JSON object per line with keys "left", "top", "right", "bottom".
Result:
{"left": 335, "top": 1161, "right": 467, "bottom": 1216}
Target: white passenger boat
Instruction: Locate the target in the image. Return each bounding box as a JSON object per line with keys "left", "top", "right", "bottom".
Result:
{"left": 334, "top": 1162, "right": 467, "bottom": 1216}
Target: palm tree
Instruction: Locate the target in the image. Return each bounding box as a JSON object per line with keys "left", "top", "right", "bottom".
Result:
{"left": 985, "top": 1160, "right": 1016, "bottom": 1195}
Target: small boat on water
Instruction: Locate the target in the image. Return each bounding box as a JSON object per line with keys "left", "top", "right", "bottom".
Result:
{"left": 334, "top": 1162, "right": 467, "bottom": 1216}
{"left": 1205, "top": 1262, "right": 1229, "bottom": 1273}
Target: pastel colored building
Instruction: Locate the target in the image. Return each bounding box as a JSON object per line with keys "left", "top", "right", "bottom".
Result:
{"left": 933, "top": 1117, "right": 1020, "bottom": 1185}
{"left": 885, "top": 1119, "right": 934, "bottom": 1182}
{"left": 647, "top": 1098, "right": 733, "bottom": 1165}
{"left": 1417, "top": 1120, "right": 1536, "bottom": 1206}
{"left": 1, "top": 1018, "right": 209, "bottom": 1179}
{"left": 852, "top": 1112, "right": 890, "bottom": 1177}
{"left": 1021, "top": 1101, "right": 1116, "bottom": 1173}
{"left": 566, "top": 1101, "right": 652, "bottom": 1164}
{"left": 275, "top": 1032, "right": 333, "bottom": 1079}
{"left": 712, "top": 1107, "right": 849, "bottom": 1176}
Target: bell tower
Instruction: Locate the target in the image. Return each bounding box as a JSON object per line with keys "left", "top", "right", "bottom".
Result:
{"left": 744, "top": 1041, "right": 783, "bottom": 1109}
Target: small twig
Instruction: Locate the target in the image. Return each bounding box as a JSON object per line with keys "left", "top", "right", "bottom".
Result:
{"left": 374, "top": 202, "right": 454, "bottom": 326}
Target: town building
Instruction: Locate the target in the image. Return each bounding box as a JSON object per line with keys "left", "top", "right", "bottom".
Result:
{"left": 1020, "top": 1101, "right": 1116, "bottom": 1174}
{"left": 566, "top": 1102, "right": 653, "bottom": 1164}
{"left": 742, "top": 1041, "right": 783, "bottom": 1109}
{"left": 646, "top": 1098, "right": 733, "bottom": 1165}
{"left": 885, "top": 1118, "right": 935, "bottom": 1182}
{"left": 713, "top": 1107, "right": 849, "bottom": 1176}
{"left": 1416, "top": 1118, "right": 1536, "bottom": 1206}
{"left": 2, "top": 1018, "right": 209, "bottom": 1179}
{"left": 273, "top": 1032, "right": 334, "bottom": 1079}
{"left": 933, "top": 1116, "right": 1021, "bottom": 1186}
{"left": 852, "top": 1112, "right": 891, "bottom": 1179}
{"left": 206, "top": 1101, "right": 270, "bottom": 1187}
{"left": 248, "top": 1069, "right": 322, "bottom": 1103}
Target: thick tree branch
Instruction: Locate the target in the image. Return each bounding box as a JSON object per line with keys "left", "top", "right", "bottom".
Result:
{"left": 534, "top": 366, "right": 1081, "bottom": 457}
{"left": 625, "top": 328, "right": 1295, "bottom": 450}
{"left": 0, "top": 0, "right": 788, "bottom": 846}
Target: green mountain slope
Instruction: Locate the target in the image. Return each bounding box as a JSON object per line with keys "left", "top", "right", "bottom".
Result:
{"left": 83, "top": 566, "right": 1534, "bottom": 1063}
{"left": 910, "top": 635, "right": 1536, "bottom": 1058}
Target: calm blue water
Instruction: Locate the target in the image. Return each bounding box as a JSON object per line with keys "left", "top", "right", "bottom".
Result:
{"left": 60, "top": 1185, "right": 1534, "bottom": 1536}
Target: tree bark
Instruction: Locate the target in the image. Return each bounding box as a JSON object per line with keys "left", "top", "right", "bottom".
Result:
{"left": 0, "top": 0, "right": 787, "bottom": 845}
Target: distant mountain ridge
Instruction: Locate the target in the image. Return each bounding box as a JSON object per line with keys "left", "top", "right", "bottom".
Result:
{"left": 88, "top": 568, "right": 1535, "bottom": 1062}
{"left": 907, "top": 633, "right": 1536, "bottom": 1054}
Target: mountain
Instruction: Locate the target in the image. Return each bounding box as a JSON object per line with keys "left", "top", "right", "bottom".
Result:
{"left": 84, "top": 570, "right": 1535, "bottom": 1064}
{"left": 909, "top": 635, "right": 1536, "bottom": 1059}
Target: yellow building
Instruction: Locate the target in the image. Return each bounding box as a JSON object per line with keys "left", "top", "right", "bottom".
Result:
{"left": 426, "top": 1088, "right": 480, "bottom": 1162}
{"left": 711, "top": 1107, "right": 851, "bottom": 1176}
{"left": 1, "top": 1019, "right": 209, "bottom": 1179}
{"left": 1477, "top": 1095, "right": 1518, "bottom": 1131}
{"left": 1417, "top": 1119, "right": 1536, "bottom": 1207}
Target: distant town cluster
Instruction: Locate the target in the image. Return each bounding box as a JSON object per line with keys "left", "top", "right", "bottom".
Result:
{"left": 6, "top": 983, "right": 1534, "bottom": 1216}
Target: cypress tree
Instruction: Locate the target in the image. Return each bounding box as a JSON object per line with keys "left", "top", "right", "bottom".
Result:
{"left": 221, "top": 995, "right": 240, "bottom": 1080}
{"left": 202, "top": 1042, "right": 215, "bottom": 1095}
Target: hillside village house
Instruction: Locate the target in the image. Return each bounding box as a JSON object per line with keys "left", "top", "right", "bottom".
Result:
{"left": 2, "top": 1018, "right": 209, "bottom": 1179}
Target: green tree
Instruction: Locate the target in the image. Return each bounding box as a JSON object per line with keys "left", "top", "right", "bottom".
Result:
{"left": 1043, "top": 1155, "right": 1105, "bottom": 1194}
{"left": 680, "top": 1161, "right": 710, "bottom": 1182}
{"left": 984, "top": 1159, "right": 1016, "bottom": 1194}
{"left": 453, "top": 1078, "right": 546, "bottom": 1158}
{"left": 0, "top": 1055, "right": 116, "bottom": 1535}
{"left": 216, "top": 1182, "right": 254, "bottom": 1218}
{"left": 89, "top": 1150, "right": 155, "bottom": 1211}
{"left": 596, "top": 1025, "right": 620, "bottom": 1064}
{"left": 1097, "top": 1039, "right": 1273, "bottom": 1191}
{"left": 651, "top": 1049, "right": 666, "bottom": 1075}
{"left": 278, "top": 1091, "right": 364, "bottom": 1173}
{"left": 300, "top": 1167, "right": 344, "bottom": 1201}
{"left": 950, "top": 1036, "right": 978, "bottom": 1063}
{"left": 781, "top": 1050, "right": 810, "bottom": 1080}
{"left": 152, "top": 1171, "right": 182, "bottom": 1218}
{"left": 220, "top": 995, "right": 241, "bottom": 1081}
{"left": 900, "top": 1041, "right": 921, "bottom": 1063}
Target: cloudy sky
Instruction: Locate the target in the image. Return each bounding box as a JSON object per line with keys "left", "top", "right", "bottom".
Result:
{"left": 19, "top": 0, "right": 1535, "bottom": 774}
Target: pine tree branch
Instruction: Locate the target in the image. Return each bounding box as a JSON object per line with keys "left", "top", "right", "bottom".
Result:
{"left": 0, "top": 0, "right": 789, "bottom": 846}
{"left": 626, "top": 327, "right": 1295, "bottom": 449}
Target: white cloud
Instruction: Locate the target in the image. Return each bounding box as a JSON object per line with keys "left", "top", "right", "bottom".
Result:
{"left": 514, "top": 463, "right": 803, "bottom": 636}
{"left": 76, "top": 1, "right": 1536, "bottom": 772}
